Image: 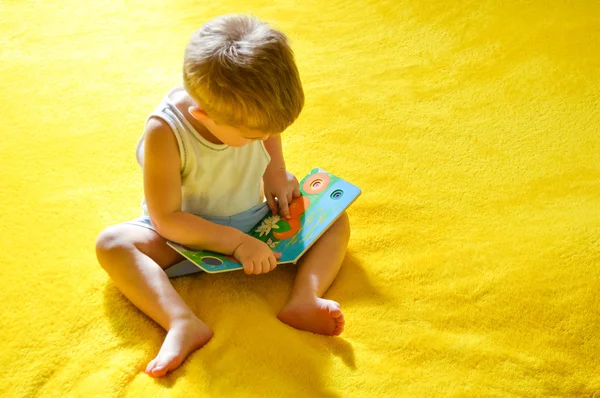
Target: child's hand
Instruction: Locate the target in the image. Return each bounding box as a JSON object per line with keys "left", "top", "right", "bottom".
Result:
{"left": 233, "top": 235, "right": 281, "bottom": 275}
{"left": 263, "top": 168, "right": 301, "bottom": 219}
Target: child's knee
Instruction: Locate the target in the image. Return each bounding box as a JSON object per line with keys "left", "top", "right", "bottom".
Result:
{"left": 96, "top": 224, "right": 181, "bottom": 270}
{"left": 96, "top": 225, "right": 132, "bottom": 264}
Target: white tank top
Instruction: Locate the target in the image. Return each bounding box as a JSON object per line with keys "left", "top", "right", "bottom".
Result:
{"left": 136, "top": 89, "right": 271, "bottom": 218}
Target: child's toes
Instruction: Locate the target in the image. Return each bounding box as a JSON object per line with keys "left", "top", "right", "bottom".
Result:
{"left": 328, "top": 304, "right": 343, "bottom": 318}
{"left": 151, "top": 365, "right": 168, "bottom": 378}
{"left": 150, "top": 354, "right": 180, "bottom": 377}
{"left": 145, "top": 358, "right": 158, "bottom": 374}
{"left": 333, "top": 313, "right": 345, "bottom": 335}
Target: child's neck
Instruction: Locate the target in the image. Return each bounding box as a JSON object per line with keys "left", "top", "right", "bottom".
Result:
{"left": 172, "top": 89, "right": 225, "bottom": 145}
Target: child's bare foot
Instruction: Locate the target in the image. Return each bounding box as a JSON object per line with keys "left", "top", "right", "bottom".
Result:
{"left": 277, "top": 297, "right": 345, "bottom": 336}
{"left": 145, "top": 317, "right": 213, "bottom": 378}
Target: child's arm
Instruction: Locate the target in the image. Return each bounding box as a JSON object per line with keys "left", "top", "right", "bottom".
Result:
{"left": 142, "top": 117, "right": 243, "bottom": 254}
{"left": 263, "top": 134, "right": 286, "bottom": 172}
{"left": 263, "top": 135, "right": 301, "bottom": 219}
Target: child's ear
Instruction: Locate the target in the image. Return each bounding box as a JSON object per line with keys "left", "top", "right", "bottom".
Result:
{"left": 188, "top": 106, "right": 209, "bottom": 121}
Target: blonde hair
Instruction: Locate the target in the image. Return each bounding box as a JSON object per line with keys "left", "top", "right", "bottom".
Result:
{"left": 183, "top": 15, "right": 304, "bottom": 133}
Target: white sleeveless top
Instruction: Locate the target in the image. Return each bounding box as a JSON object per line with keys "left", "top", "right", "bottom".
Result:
{"left": 136, "top": 89, "right": 271, "bottom": 218}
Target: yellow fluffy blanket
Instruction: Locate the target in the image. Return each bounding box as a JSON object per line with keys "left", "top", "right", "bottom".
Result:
{"left": 1, "top": 0, "right": 599, "bottom": 396}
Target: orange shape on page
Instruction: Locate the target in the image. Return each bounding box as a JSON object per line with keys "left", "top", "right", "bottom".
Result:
{"left": 273, "top": 218, "right": 300, "bottom": 241}
{"left": 288, "top": 196, "right": 311, "bottom": 219}
{"left": 302, "top": 172, "right": 330, "bottom": 194}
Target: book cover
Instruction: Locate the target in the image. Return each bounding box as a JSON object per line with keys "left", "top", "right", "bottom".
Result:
{"left": 167, "top": 168, "right": 361, "bottom": 273}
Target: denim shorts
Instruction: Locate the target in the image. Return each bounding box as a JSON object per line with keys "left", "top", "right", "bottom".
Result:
{"left": 125, "top": 202, "right": 270, "bottom": 278}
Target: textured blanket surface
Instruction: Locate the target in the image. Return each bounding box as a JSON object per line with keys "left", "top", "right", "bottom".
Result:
{"left": 1, "top": 0, "right": 599, "bottom": 396}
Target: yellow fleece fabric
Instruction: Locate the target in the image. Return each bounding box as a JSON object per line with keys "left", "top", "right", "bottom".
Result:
{"left": 1, "top": 0, "right": 599, "bottom": 396}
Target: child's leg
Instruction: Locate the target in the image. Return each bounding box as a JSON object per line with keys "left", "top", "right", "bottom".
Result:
{"left": 96, "top": 224, "right": 213, "bottom": 378}
{"left": 277, "top": 212, "right": 350, "bottom": 336}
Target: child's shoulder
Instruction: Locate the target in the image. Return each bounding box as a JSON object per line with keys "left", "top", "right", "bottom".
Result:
{"left": 165, "top": 86, "right": 191, "bottom": 108}
{"left": 138, "top": 116, "right": 179, "bottom": 167}
{"left": 145, "top": 86, "right": 188, "bottom": 135}
{"left": 145, "top": 116, "right": 171, "bottom": 136}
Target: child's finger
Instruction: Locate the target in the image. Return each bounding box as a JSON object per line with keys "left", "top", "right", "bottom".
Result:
{"left": 259, "top": 259, "right": 270, "bottom": 274}
{"left": 293, "top": 186, "right": 301, "bottom": 198}
{"left": 242, "top": 260, "right": 253, "bottom": 275}
{"left": 252, "top": 260, "right": 263, "bottom": 275}
{"left": 266, "top": 193, "right": 277, "bottom": 215}
{"left": 268, "top": 255, "right": 278, "bottom": 271}
{"left": 279, "top": 196, "right": 291, "bottom": 219}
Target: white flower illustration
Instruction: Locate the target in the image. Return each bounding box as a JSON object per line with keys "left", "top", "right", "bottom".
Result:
{"left": 266, "top": 238, "right": 277, "bottom": 249}
{"left": 255, "top": 215, "right": 281, "bottom": 237}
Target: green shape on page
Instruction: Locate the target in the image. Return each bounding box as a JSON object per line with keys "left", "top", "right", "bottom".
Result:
{"left": 275, "top": 219, "right": 292, "bottom": 233}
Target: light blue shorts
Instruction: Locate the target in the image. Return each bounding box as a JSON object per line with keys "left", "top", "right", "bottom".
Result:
{"left": 125, "top": 202, "right": 270, "bottom": 278}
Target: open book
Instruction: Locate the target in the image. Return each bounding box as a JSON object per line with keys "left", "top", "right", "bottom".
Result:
{"left": 166, "top": 168, "right": 361, "bottom": 273}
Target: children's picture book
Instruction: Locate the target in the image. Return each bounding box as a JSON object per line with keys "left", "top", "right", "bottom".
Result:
{"left": 166, "top": 168, "right": 361, "bottom": 273}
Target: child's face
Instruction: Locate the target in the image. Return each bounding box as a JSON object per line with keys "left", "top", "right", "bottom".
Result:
{"left": 189, "top": 106, "right": 271, "bottom": 147}
{"left": 203, "top": 118, "right": 271, "bottom": 147}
